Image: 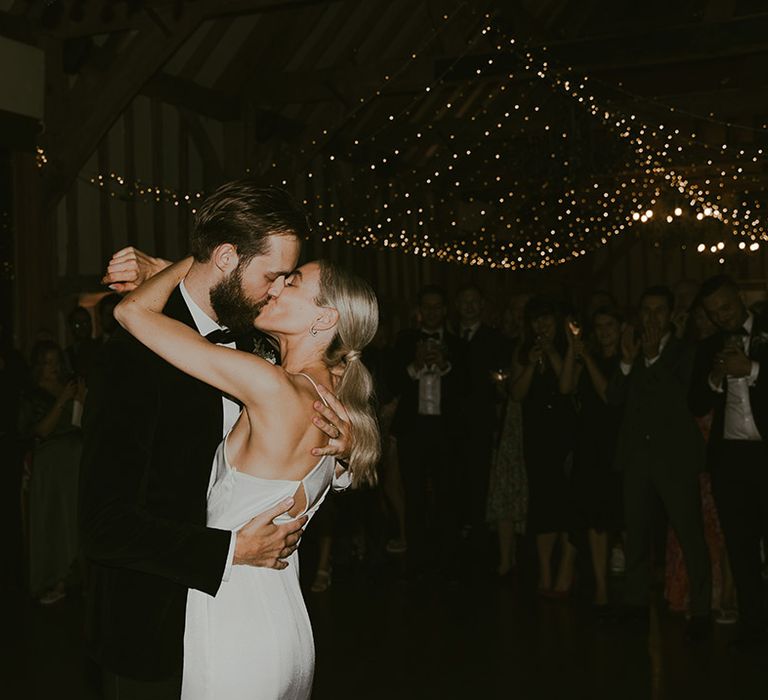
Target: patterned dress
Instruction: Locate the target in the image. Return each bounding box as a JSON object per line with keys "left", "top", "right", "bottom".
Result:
{"left": 486, "top": 396, "right": 528, "bottom": 533}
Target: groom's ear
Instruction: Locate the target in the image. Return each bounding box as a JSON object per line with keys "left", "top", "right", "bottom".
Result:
{"left": 212, "top": 243, "right": 240, "bottom": 274}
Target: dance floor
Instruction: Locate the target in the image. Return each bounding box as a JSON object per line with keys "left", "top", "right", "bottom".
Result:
{"left": 6, "top": 558, "right": 768, "bottom": 700}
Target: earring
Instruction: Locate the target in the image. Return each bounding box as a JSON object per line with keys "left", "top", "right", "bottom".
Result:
{"left": 310, "top": 326, "right": 318, "bottom": 336}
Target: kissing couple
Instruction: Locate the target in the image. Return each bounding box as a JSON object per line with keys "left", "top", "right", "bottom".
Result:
{"left": 80, "top": 181, "right": 380, "bottom": 700}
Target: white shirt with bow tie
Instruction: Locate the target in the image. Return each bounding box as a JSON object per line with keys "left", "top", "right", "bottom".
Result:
{"left": 708, "top": 312, "right": 762, "bottom": 441}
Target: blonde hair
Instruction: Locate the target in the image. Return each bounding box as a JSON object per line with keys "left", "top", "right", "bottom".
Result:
{"left": 316, "top": 260, "right": 380, "bottom": 486}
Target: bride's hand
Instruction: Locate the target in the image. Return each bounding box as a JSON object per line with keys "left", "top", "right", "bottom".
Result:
{"left": 234, "top": 498, "right": 308, "bottom": 569}
{"left": 102, "top": 246, "right": 172, "bottom": 293}
{"left": 311, "top": 385, "right": 352, "bottom": 462}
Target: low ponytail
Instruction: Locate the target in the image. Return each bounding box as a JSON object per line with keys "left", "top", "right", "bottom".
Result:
{"left": 316, "top": 261, "right": 380, "bottom": 486}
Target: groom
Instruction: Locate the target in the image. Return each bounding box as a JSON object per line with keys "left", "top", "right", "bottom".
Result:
{"left": 80, "top": 182, "right": 352, "bottom": 699}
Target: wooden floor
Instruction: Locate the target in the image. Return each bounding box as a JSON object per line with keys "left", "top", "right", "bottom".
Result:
{"left": 6, "top": 557, "right": 768, "bottom": 700}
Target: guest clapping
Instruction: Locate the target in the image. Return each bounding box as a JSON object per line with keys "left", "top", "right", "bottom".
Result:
{"left": 561, "top": 308, "right": 623, "bottom": 609}
{"left": 608, "top": 287, "right": 710, "bottom": 639}
{"left": 511, "top": 297, "right": 575, "bottom": 596}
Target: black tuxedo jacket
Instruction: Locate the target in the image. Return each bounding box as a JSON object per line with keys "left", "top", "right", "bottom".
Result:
{"left": 689, "top": 311, "right": 768, "bottom": 463}
{"left": 456, "top": 324, "right": 507, "bottom": 428}
{"left": 607, "top": 335, "right": 705, "bottom": 475}
{"left": 79, "top": 287, "right": 235, "bottom": 680}
{"left": 389, "top": 328, "right": 467, "bottom": 436}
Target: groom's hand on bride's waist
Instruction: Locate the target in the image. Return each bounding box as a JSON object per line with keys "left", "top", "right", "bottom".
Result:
{"left": 233, "top": 498, "right": 307, "bottom": 570}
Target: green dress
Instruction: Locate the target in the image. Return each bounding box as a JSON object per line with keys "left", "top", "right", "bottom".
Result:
{"left": 19, "top": 387, "right": 82, "bottom": 595}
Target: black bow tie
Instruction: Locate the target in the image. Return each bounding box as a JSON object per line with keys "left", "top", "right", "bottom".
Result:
{"left": 205, "top": 328, "right": 236, "bottom": 344}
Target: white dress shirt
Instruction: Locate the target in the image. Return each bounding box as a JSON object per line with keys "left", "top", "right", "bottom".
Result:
{"left": 708, "top": 312, "right": 762, "bottom": 441}
{"left": 179, "top": 281, "right": 239, "bottom": 580}
{"left": 459, "top": 322, "right": 481, "bottom": 342}
{"left": 407, "top": 327, "right": 452, "bottom": 416}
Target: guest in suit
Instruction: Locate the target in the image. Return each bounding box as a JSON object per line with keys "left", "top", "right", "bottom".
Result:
{"left": 390, "top": 285, "right": 466, "bottom": 575}
{"left": 690, "top": 275, "right": 768, "bottom": 647}
{"left": 608, "top": 285, "right": 711, "bottom": 639}
{"left": 454, "top": 285, "right": 507, "bottom": 546}
{"left": 80, "top": 182, "right": 352, "bottom": 699}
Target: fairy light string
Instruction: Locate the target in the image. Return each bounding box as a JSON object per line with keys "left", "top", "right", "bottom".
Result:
{"left": 75, "top": 10, "right": 766, "bottom": 268}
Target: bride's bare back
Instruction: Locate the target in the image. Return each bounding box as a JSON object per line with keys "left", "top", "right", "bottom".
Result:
{"left": 224, "top": 369, "right": 335, "bottom": 516}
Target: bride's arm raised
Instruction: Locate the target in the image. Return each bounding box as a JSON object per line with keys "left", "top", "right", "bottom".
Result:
{"left": 114, "top": 257, "right": 282, "bottom": 405}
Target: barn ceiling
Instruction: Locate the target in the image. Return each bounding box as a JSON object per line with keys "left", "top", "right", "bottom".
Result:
{"left": 2, "top": 0, "right": 768, "bottom": 268}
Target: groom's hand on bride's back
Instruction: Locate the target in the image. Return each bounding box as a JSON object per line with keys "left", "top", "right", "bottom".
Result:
{"left": 101, "top": 246, "right": 172, "bottom": 293}
{"left": 233, "top": 498, "right": 307, "bottom": 569}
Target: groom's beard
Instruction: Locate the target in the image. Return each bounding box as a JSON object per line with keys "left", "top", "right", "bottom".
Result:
{"left": 209, "top": 266, "right": 268, "bottom": 336}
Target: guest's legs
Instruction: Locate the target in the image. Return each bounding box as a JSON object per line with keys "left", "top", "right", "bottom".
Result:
{"left": 656, "top": 469, "right": 711, "bottom": 616}
{"left": 537, "top": 532, "right": 557, "bottom": 590}
{"left": 554, "top": 533, "right": 576, "bottom": 592}
{"left": 589, "top": 529, "right": 609, "bottom": 605}
{"left": 623, "top": 466, "right": 653, "bottom": 608}
{"left": 397, "top": 431, "right": 428, "bottom": 569}
{"left": 383, "top": 436, "right": 407, "bottom": 545}
{"left": 497, "top": 517, "right": 517, "bottom": 575}
{"left": 711, "top": 442, "right": 768, "bottom": 629}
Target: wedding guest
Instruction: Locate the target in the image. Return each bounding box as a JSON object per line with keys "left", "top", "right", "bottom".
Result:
{"left": 363, "top": 319, "right": 404, "bottom": 555}
{"left": 390, "top": 286, "right": 466, "bottom": 576}
{"left": 666, "top": 297, "right": 735, "bottom": 621}
{"left": 560, "top": 307, "right": 623, "bottom": 609}
{"left": 501, "top": 293, "right": 530, "bottom": 345}
{"left": 0, "top": 323, "right": 27, "bottom": 592}
{"left": 487, "top": 294, "right": 531, "bottom": 578}
{"left": 672, "top": 279, "right": 701, "bottom": 339}
{"left": 96, "top": 293, "right": 121, "bottom": 344}
{"left": 454, "top": 285, "right": 508, "bottom": 546}
{"left": 585, "top": 290, "right": 619, "bottom": 320}
{"left": 19, "top": 341, "right": 85, "bottom": 604}
{"left": 608, "top": 286, "right": 711, "bottom": 640}
{"left": 690, "top": 275, "right": 768, "bottom": 647}
{"left": 510, "top": 297, "right": 575, "bottom": 596}
{"left": 65, "top": 306, "right": 100, "bottom": 381}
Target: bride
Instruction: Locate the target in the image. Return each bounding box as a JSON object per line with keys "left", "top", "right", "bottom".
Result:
{"left": 115, "top": 256, "right": 380, "bottom": 700}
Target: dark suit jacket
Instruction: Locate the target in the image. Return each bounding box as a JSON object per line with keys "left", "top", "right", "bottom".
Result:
{"left": 607, "top": 335, "right": 704, "bottom": 475}
{"left": 79, "top": 287, "right": 232, "bottom": 680}
{"left": 389, "top": 328, "right": 467, "bottom": 436}
{"left": 457, "top": 324, "right": 507, "bottom": 421}
{"left": 689, "top": 311, "right": 768, "bottom": 464}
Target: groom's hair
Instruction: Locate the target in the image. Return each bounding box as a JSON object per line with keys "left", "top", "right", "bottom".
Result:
{"left": 190, "top": 181, "right": 309, "bottom": 263}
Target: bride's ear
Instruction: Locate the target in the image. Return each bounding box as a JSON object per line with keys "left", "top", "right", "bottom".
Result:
{"left": 312, "top": 307, "right": 339, "bottom": 334}
{"left": 212, "top": 244, "right": 239, "bottom": 274}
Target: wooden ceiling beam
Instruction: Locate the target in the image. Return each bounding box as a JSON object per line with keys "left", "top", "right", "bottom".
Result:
{"left": 41, "top": 11, "right": 202, "bottom": 210}
{"left": 44, "top": 0, "right": 362, "bottom": 39}
{"left": 141, "top": 72, "right": 242, "bottom": 120}
{"left": 244, "top": 12, "right": 768, "bottom": 106}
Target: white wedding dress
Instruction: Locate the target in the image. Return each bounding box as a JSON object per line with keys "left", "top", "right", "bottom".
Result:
{"left": 182, "top": 376, "right": 345, "bottom": 700}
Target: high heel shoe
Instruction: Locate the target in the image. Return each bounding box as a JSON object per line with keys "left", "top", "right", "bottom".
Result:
{"left": 310, "top": 568, "right": 332, "bottom": 593}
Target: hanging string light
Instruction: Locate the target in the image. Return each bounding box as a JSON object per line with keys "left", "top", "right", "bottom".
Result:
{"left": 79, "top": 7, "right": 766, "bottom": 268}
